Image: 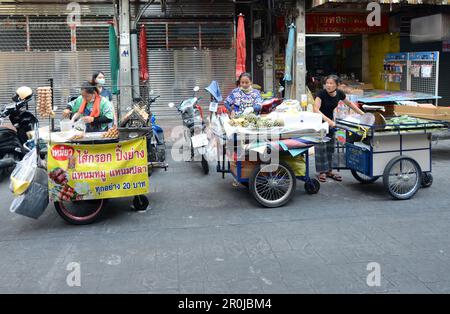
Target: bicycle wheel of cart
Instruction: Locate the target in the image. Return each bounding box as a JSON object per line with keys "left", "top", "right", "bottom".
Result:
{"left": 351, "top": 170, "right": 380, "bottom": 184}
{"left": 54, "top": 200, "right": 105, "bottom": 225}
{"left": 383, "top": 156, "right": 422, "bottom": 200}
{"left": 421, "top": 173, "right": 433, "bottom": 188}
{"left": 249, "top": 161, "right": 296, "bottom": 208}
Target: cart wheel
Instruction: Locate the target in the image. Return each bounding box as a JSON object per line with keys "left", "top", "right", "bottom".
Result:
{"left": 421, "top": 173, "right": 433, "bottom": 188}
{"left": 133, "top": 195, "right": 149, "bottom": 211}
{"left": 351, "top": 170, "right": 380, "bottom": 184}
{"left": 54, "top": 199, "right": 105, "bottom": 225}
{"left": 201, "top": 156, "right": 209, "bottom": 175}
{"left": 305, "top": 179, "right": 320, "bottom": 195}
{"left": 249, "top": 161, "right": 296, "bottom": 208}
{"left": 383, "top": 156, "right": 422, "bottom": 200}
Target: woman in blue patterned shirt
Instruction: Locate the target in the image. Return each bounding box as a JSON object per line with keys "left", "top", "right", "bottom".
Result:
{"left": 224, "top": 73, "right": 263, "bottom": 117}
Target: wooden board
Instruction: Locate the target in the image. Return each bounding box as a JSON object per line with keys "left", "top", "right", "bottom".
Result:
{"left": 394, "top": 105, "right": 450, "bottom": 123}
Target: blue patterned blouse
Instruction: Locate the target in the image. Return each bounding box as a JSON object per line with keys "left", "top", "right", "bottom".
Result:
{"left": 224, "top": 88, "right": 263, "bottom": 115}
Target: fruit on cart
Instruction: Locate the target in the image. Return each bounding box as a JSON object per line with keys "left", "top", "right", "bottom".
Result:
{"left": 102, "top": 126, "right": 119, "bottom": 139}
{"left": 229, "top": 115, "right": 284, "bottom": 130}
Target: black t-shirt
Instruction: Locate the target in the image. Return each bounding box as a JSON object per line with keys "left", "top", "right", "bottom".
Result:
{"left": 316, "top": 89, "right": 346, "bottom": 120}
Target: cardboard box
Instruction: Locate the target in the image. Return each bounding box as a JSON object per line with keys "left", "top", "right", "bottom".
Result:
{"left": 230, "top": 161, "right": 259, "bottom": 180}
{"left": 394, "top": 105, "right": 450, "bottom": 122}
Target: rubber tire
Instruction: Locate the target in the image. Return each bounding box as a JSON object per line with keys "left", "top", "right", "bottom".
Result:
{"left": 383, "top": 156, "right": 422, "bottom": 200}
{"left": 133, "top": 195, "right": 149, "bottom": 211}
{"left": 421, "top": 173, "right": 433, "bottom": 188}
{"left": 249, "top": 161, "right": 296, "bottom": 208}
{"left": 201, "top": 156, "right": 209, "bottom": 175}
{"left": 54, "top": 199, "right": 105, "bottom": 225}
{"left": 351, "top": 169, "right": 380, "bottom": 184}
{"left": 305, "top": 178, "right": 320, "bottom": 195}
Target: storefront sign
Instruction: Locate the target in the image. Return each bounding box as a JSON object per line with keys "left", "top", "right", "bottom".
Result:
{"left": 306, "top": 13, "right": 389, "bottom": 34}
{"left": 47, "top": 137, "right": 149, "bottom": 202}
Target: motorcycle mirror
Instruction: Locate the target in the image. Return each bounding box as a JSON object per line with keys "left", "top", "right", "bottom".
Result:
{"left": 168, "top": 103, "right": 175, "bottom": 108}
{"left": 193, "top": 86, "right": 200, "bottom": 92}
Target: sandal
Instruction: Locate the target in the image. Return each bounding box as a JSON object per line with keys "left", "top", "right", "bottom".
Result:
{"left": 318, "top": 173, "right": 327, "bottom": 183}
{"left": 327, "top": 172, "right": 343, "bottom": 182}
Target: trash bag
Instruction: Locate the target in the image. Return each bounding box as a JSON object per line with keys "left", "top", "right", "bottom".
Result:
{"left": 9, "top": 167, "right": 49, "bottom": 219}
{"left": 9, "top": 148, "right": 37, "bottom": 195}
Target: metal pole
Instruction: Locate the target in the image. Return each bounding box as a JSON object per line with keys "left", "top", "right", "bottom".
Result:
{"left": 294, "top": 0, "right": 306, "bottom": 99}
{"left": 130, "top": 28, "right": 140, "bottom": 100}
{"left": 119, "top": 0, "right": 133, "bottom": 116}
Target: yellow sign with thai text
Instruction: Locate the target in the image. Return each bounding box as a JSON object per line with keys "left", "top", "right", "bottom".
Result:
{"left": 47, "top": 137, "right": 149, "bottom": 202}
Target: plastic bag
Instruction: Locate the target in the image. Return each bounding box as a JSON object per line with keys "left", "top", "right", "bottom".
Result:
{"left": 9, "top": 148, "right": 37, "bottom": 195}
{"left": 10, "top": 167, "right": 49, "bottom": 219}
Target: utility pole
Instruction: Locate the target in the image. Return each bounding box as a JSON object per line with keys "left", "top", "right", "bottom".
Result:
{"left": 294, "top": 0, "right": 306, "bottom": 99}
{"left": 119, "top": 0, "right": 132, "bottom": 116}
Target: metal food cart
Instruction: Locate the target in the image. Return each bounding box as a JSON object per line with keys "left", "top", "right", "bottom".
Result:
{"left": 213, "top": 118, "right": 326, "bottom": 208}
{"left": 335, "top": 118, "right": 448, "bottom": 200}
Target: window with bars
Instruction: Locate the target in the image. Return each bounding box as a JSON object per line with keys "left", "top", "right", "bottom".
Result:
{"left": 77, "top": 26, "right": 110, "bottom": 51}
{"left": 0, "top": 17, "right": 27, "bottom": 51}
{"left": 145, "top": 22, "right": 233, "bottom": 50}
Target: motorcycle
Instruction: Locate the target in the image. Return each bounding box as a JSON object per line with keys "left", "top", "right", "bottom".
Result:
{"left": 169, "top": 86, "right": 209, "bottom": 175}
{"left": 120, "top": 90, "right": 168, "bottom": 173}
{"left": 0, "top": 87, "right": 39, "bottom": 176}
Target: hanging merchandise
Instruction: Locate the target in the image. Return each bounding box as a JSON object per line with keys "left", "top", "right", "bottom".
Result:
{"left": 421, "top": 64, "right": 433, "bottom": 78}
{"left": 410, "top": 65, "right": 421, "bottom": 78}
{"left": 36, "top": 87, "right": 55, "bottom": 118}
{"left": 283, "top": 24, "right": 296, "bottom": 83}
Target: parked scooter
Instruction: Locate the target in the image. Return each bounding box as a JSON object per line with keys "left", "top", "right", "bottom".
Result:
{"left": 169, "top": 86, "right": 209, "bottom": 174}
{"left": 121, "top": 90, "right": 168, "bottom": 172}
{"left": 0, "top": 87, "right": 39, "bottom": 176}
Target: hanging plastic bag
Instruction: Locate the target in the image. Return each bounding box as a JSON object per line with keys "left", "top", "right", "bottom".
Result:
{"left": 9, "top": 148, "right": 37, "bottom": 195}
{"left": 10, "top": 167, "right": 49, "bottom": 219}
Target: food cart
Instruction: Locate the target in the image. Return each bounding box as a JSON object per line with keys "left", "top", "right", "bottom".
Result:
{"left": 42, "top": 127, "right": 151, "bottom": 225}
{"left": 335, "top": 116, "right": 448, "bottom": 200}
{"left": 212, "top": 112, "right": 327, "bottom": 208}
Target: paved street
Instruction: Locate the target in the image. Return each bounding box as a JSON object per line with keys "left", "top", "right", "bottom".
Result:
{"left": 0, "top": 140, "right": 449, "bottom": 294}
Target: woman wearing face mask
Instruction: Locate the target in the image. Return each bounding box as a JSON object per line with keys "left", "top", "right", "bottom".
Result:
{"left": 63, "top": 82, "right": 114, "bottom": 132}
{"left": 224, "top": 72, "right": 263, "bottom": 117}
{"left": 314, "top": 74, "right": 365, "bottom": 183}
{"left": 91, "top": 71, "right": 112, "bottom": 101}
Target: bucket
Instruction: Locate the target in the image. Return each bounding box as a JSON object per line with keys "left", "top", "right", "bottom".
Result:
{"left": 60, "top": 119, "right": 73, "bottom": 132}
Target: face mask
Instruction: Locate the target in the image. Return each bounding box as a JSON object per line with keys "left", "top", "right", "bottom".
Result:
{"left": 96, "top": 78, "right": 106, "bottom": 85}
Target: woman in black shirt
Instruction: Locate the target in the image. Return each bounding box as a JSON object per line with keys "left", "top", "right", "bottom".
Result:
{"left": 314, "top": 75, "right": 364, "bottom": 183}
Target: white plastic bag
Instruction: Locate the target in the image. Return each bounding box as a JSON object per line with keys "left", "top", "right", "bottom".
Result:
{"left": 9, "top": 148, "right": 37, "bottom": 195}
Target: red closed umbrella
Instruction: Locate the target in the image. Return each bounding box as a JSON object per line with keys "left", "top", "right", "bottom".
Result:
{"left": 236, "top": 14, "right": 246, "bottom": 80}
{"left": 139, "top": 24, "right": 149, "bottom": 82}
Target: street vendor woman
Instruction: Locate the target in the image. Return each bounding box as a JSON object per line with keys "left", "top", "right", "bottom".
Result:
{"left": 314, "top": 74, "right": 365, "bottom": 183}
{"left": 224, "top": 72, "right": 263, "bottom": 117}
{"left": 62, "top": 82, "right": 114, "bottom": 132}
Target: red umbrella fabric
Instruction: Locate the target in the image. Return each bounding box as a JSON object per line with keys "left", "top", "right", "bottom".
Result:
{"left": 139, "top": 24, "right": 149, "bottom": 82}
{"left": 236, "top": 14, "right": 246, "bottom": 80}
